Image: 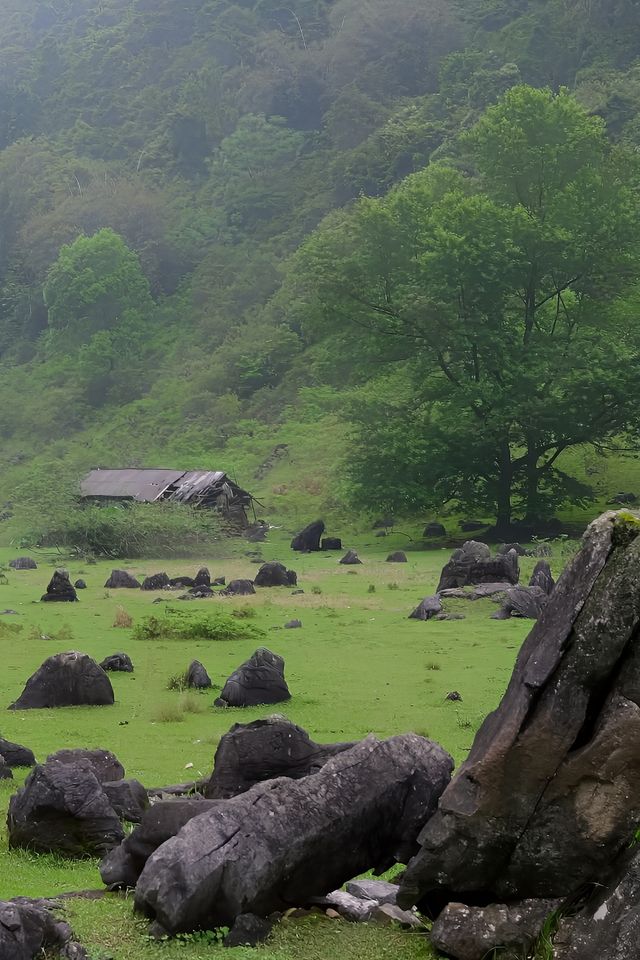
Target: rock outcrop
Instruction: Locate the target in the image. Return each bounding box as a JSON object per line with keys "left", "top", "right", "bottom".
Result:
{"left": 253, "top": 562, "right": 297, "bottom": 588}
{"left": 0, "top": 898, "right": 87, "bottom": 960}
{"left": 291, "top": 520, "right": 325, "bottom": 552}
{"left": 430, "top": 900, "right": 560, "bottom": 960}
{"left": 134, "top": 734, "right": 453, "bottom": 933}
{"left": 214, "top": 648, "right": 290, "bottom": 708}
{"left": 41, "top": 570, "right": 78, "bottom": 603}
{"left": 0, "top": 737, "right": 35, "bottom": 767}
{"left": 104, "top": 570, "right": 141, "bottom": 589}
{"left": 185, "top": 660, "right": 211, "bottom": 689}
{"left": 100, "top": 653, "right": 134, "bottom": 673}
{"left": 437, "top": 544, "right": 519, "bottom": 592}
{"left": 408, "top": 596, "right": 442, "bottom": 621}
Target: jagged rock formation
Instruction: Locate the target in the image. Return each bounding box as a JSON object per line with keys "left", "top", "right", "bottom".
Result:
{"left": 9, "top": 653, "right": 114, "bottom": 710}
{"left": 214, "top": 648, "right": 290, "bottom": 708}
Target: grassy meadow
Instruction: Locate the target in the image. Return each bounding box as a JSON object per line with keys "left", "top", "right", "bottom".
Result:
{"left": 0, "top": 530, "right": 572, "bottom": 958}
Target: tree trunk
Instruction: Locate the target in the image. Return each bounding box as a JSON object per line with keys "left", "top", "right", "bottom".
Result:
{"left": 495, "top": 441, "right": 513, "bottom": 536}
{"left": 524, "top": 442, "right": 540, "bottom": 523}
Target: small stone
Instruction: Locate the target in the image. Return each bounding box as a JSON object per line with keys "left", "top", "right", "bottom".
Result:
{"left": 372, "top": 903, "right": 422, "bottom": 928}
{"left": 446, "top": 691, "right": 463, "bottom": 702}
{"left": 284, "top": 619, "right": 302, "bottom": 629}
{"left": 346, "top": 879, "right": 398, "bottom": 905}
{"left": 326, "top": 908, "right": 341, "bottom": 919}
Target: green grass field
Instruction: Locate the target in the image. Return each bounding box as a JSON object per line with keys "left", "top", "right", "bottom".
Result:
{"left": 0, "top": 531, "right": 572, "bottom": 958}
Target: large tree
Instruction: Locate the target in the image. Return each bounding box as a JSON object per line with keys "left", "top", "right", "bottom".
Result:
{"left": 292, "top": 86, "right": 640, "bottom": 531}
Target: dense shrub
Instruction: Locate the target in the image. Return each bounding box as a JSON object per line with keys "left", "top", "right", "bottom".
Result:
{"left": 133, "top": 610, "right": 265, "bottom": 643}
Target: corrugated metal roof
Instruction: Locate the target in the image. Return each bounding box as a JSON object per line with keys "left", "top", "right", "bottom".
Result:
{"left": 167, "top": 471, "right": 227, "bottom": 503}
{"left": 80, "top": 469, "right": 186, "bottom": 502}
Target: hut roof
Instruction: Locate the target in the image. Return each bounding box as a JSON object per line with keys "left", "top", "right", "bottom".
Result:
{"left": 80, "top": 468, "right": 245, "bottom": 504}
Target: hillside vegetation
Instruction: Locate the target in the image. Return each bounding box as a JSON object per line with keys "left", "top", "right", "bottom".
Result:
{"left": 1, "top": 0, "right": 640, "bottom": 534}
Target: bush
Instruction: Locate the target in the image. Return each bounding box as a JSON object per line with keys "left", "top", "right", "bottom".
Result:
{"left": 113, "top": 606, "right": 133, "bottom": 628}
{"left": 134, "top": 609, "right": 265, "bottom": 643}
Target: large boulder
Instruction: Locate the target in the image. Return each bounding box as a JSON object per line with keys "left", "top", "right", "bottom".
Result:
{"left": 253, "top": 562, "right": 297, "bottom": 588}
{"left": 103, "top": 779, "right": 149, "bottom": 823}
{"left": 291, "top": 520, "right": 325, "bottom": 552}
{"left": 408, "top": 596, "right": 442, "bottom": 621}
{"left": 9, "top": 653, "right": 114, "bottom": 710}
{"left": 386, "top": 551, "right": 407, "bottom": 563}
{"left": 8, "top": 557, "right": 37, "bottom": 570}
{"left": 0, "top": 898, "right": 87, "bottom": 960}
{"left": 399, "top": 511, "right": 640, "bottom": 908}
{"left": 491, "top": 585, "right": 548, "bottom": 621}
{"left": 423, "top": 523, "right": 446, "bottom": 538}
{"left": 100, "top": 798, "right": 217, "bottom": 889}
{"left": 0, "top": 756, "right": 12, "bottom": 780}
{"left": 214, "top": 648, "right": 290, "bottom": 708}
{"left": 529, "top": 559, "right": 555, "bottom": 595}
{"left": 104, "top": 570, "right": 141, "bottom": 589}
{"left": 46, "top": 748, "right": 124, "bottom": 783}
{"left": 437, "top": 547, "right": 518, "bottom": 592}
{"left": 141, "top": 573, "right": 170, "bottom": 591}
{"left": 41, "top": 570, "right": 77, "bottom": 603}
{"left": 553, "top": 847, "right": 640, "bottom": 959}
{"left": 497, "top": 542, "right": 530, "bottom": 557}
{"left": 340, "top": 550, "right": 362, "bottom": 565}
{"left": 321, "top": 537, "right": 342, "bottom": 551}
{"left": 8, "top": 758, "right": 124, "bottom": 857}
{"left": 185, "top": 660, "right": 211, "bottom": 689}
{"left": 100, "top": 652, "right": 134, "bottom": 673}
{"left": 205, "top": 717, "right": 356, "bottom": 799}
{"left": 134, "top": 734, "right": 454, "bottom": 933}
{"left": 0, "top": 738, "right": 35, "bottom": 767}
{"left": 221, "top": 579, "right": 255, "bottom": 596}
{"left": 430, "top": 900, "right": 560, "bottom": 960}
{"left": 194, "top": 567, "right": 211, "bottom": 587}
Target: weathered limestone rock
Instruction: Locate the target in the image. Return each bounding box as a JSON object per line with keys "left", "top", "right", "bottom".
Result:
{"left": 9, "top": 653, "right": 114, "bottom": 710}
{"left": 41, "top": 570, "right": 77, "bottom": 603}
{"left": 253, "top": 562, "right": 297, "bottom": 588}
{"left": 399, "top": 511, "right": 640, "bottom": 907}
{"left": 214, "top": 648, "right": 291, "bottom": 708}
{"left": 134, "top": 734, "right": 454, "bottom": 933}
{"left": 345, "top": 879, "right": 398, "bottom": 905}
{"left": 223, "top": 914, "right": 274, "bottom": 948}
{"left": 340, "top": 550, "right": 362, "bottom": 565}
{"left": 194, "top": 567, "right": 211, "bottom": 587}
{"left": 185, "top": 660, "right": 211, "bottom": 689}
{"left": 100, "top": 653, "right": 134, "bottom": 673}
{"left": 321, "top": 538, "right": 342, "bottom": 550}
{"left": 491, "top": 585, "right": 548, "bottom": 620}
{"left": 529, "top": 559, "right": 555, "bottom": 595}
{"left": 45, "top": 749, "right": 124, "bottom": 783}
{"left": 8, "top": 759, "right": 124, "bottom": 857}
{"left": 553, "top": 847, "right": 640, "bottom": 960}
{"left": 103, "top": 779, "right": 149, "bottom": 823}
{"left": 0, "top": 738, "right": 35, "bottom": 767}
{"left": 141, "top": 573, "right": 170, "bottom": 591}
{"left": 0, "top": 898, "right": 87, "bottom": 960}
{"left": 430, "top": 900, "right": 560, "bottom": 960}
{"left": 291, "top": 520, "right": 325, "bottom": 552}
{"left": 204, "top": 717, "right": 355, "bottom": 799}
{"left": 408, "top": 596, "right": 442, "bottom": 620}
{"left": 9, "top": 557, "right": 37, "bottom": 570}
{"left": 104, "top": 570, "right": 141, "bottom": 589}
{"left": 221, "top": 579, "right": 255, "bottom": 596}
{"left": 386, "top": 551, "right": 407, "bottom": 563}
{"left": 437, "top": 547, "right": 518, "bottom": 592}
{"left": 100, "top": 798, "right": 218, "bottom": 889}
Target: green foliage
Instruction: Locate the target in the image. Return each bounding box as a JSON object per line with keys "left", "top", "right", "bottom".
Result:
{"left": 133, "top": 610, "right": 265, "bottom": 643}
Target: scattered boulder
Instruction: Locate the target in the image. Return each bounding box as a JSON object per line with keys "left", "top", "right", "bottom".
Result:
{"left": 254, "top": 561, "right": 297, "bottom": 588}
{"left": 491, "top": 585, "right": 548, "bottom": 621}
{"left": 46, "top": 749, "right": 124, "bottom": 783}
{"left": 459, "top": 520, "right": 486, "bottom": 532}
{"left": 497, "top": 542, "right": 530, "bottom": 557}
{"left": 0, "top": 737, "right": 35, "bottom": 767}
{"left": 194, "top": 567, "right": 211, "bottom": 587}
{"left": 74, "top": 579, "right": 87, "bottom": 590}
{"left": 100, "top": 653, "right": 134, "bottom": 673}
{"left": 223, "top": 914, "right": 274, "bottom": 948}
{"left": 141, "top": 573, "right": 170, "bottom": 591}
{"left": 321, "top": 538, "right": 342, "bottom": 551}
{"left": 446, "top": 691, "right": 463, "bottom": 702}
{"left": 340, "top": 550, "right": 362, "bottom": 565}
{"left": 185, "top": 660, "right": 211, "bottom": 689}
{"left": 607, "top": 491, "right": 638, "bottom": 505}
{"left": 386, "top": 551, "right": 407, "bottom": 563}
{"left": 284, "top": 619, "right": 302, "bottom": 629}
{"left": 100, "top": 798, "right": 218, "bottom": 889}
{"left": 371, "top": 903, "right": 422, "bottom": 928}
{"left": 8, "top": 758, "right": 124, "bottom": 857}
{"left": 221, "top": 579, "right": 255, "bottom": 596}
{"left": 439, "top": 582, "right": 513, "bottom": 600}
{"left": 214, "top": 648, "right": 291, "bottom": 708}
{"left": 398, "top": 510, "right": 640, "bottom": 907}
{"left": 408, "top": 596, "right": 442, "bottom": 621}
{"left": 313, "top": 890, "right": 375, "bottom": 921}
{"left": 430, "top": 900, "right": 560, "bottom": 960}
{"left": 41, "top": 570, "right": 78, "bottom": 603}
{"left": 9, "top": 653, "right": 114, "bottom": 710}
{"left": 529, "top": 559, "right": 555, "bottom": 595}
{"left": 0, "top": 756, "right": 13, "bottom": 780}
{"left": 246, "top": 523, "right": 269, "bottom": 543}
{"left": 0, "top": 898, "right": 87, "bottom": 960}
{"left": 104, "top": 570, "right": 141, "bottom": 589}
{"left": 437, "top": 547, "right": 518, "bottom": 592}
{"left": 185, "top": 585, "right": 214, "bottom": 598}
{"left": 8, "top": 557, "right": 37, "bottom": 570}
{"left": 134, "top": 734, "right": 454, "bottom": 933}
{"left": 553, "top": 846, "right": 640, "bottom": 960}
{"left": 291, "top": 520, "right": 325, "bottom": 552}
{"left": 423, "top": 523, "right": 446, "bottom": 538}
{"left": 205, "top": 717, "right": 356, "bottom": 800}
{"left": 103, "top": 779, "right": 149, "bottom": 823}
{"left": 212, "top": 576, "right": 225, "bottom": 587}
{"left": 169, "top": 576, "right": 195, "bottom": 589}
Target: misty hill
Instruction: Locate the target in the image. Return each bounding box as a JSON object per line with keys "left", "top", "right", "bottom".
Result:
{"left": 1, "top": 0, "right": 640, "bottom": 534}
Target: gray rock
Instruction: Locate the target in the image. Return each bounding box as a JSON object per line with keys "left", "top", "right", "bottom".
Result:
{"left": 291, "top": 520, "right": 325, "bottom": 552}
{"left": 437, "top": 551, "right": 519, "bottom": 592}
{"left": 399, "top": 511, "right": 640, "bottom": 907}
{"left": 103, "top": 779, "right": 149, "bottom": 823}
{"left": 340, "top": 550, "right": 362, "bottom": 565}
{"left": 0, "top": 898, "right": 87, "bottom": 960}
{"left": 529, "top": 559, "right": 555, "bottom": 595}
{"left": 346, "top": 879, "right": 398, "bottom": 905}
{"left": 100, "top": 653, "right": 133, "bottom": 673}
{"left": 461, "top": 540, "right": 491, "bottom": 560}
{"left": 386, "top": 551, "right": 407, "bottom": 563}
{"left": 315, "top": 891, "right": 375, "bottom": 921}
{"left": 9, "top": 557, "right": 37, "bottom": 570}
{"left": 205, "top": 717, "right": 355, "bottom": 799}
{"left": 221, "top": 579, "right": 255, "bottom": 596}
{"left": 431, "top": 900, "right": 560, "bottom": 960}
{"left": 254, "top": 562, "right": 297, "bottom": 588}
{"left": 371, "top": 903, "right": 422, "bottom": 928}
{"left": 8, "top": 759, "right": 124, "bottom": 858}
{"left": 9, "top": 653, "right": 114, "bottom": 710}
{"left": 423, "top": 523, "right": 446, "bottom": 538}
{"left": 104, "top": 570, "right": 141, "bottom": 589}
{"left": 0, "top": 756, "right": 13, "bottom": 780}
{"left": 439, "top": 582, "right": 513, "bottom": 600}
{"left": 41, "top": 570, "right": 77, "bottom": 603}
{"left": 223, "top": 913, "right": 274, "bottom": 948}
{"left": 185, "top": 660, "right": 211, "bottom": 689}
{"left": 134, "top": 734, "right": 454, "bottom": 933}
{"left": 0, "top": 737, "right": 35, "bottom": 767}
{"left": 409, "top": 596, "right": 442, "bottom": 620}
{"left": 491, "top": 585, "right": 548, "bottom": 620}
{"left": 284, "top": 619, "right": 302, "bottom": 629}
{"left": 214, "top": 648, "right": 290, "bottom": 708}
{"left": 46, "top": 749, "right": 124, "bottom": 783}
{"left": 141, "top": 573, "right": 171, "bottom": 591}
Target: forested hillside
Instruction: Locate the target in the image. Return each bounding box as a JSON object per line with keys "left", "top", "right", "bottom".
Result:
{"left": 1, "top": 0, "right": 640, "bottom": 536}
